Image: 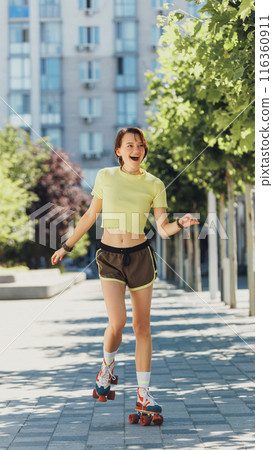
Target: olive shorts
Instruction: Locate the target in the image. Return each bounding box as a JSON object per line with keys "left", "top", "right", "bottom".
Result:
{"left": 95, "top": 239, "right": 158, "bottom": 291}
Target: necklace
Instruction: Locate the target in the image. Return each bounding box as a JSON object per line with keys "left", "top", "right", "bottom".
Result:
{"left": 121, "top": 166, "right": 143, "bottom": 175}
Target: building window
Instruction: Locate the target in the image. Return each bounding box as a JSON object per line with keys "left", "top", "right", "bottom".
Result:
{"left": 117, "top": 92, "right": 137, "bottom": 125}
{"left": 41, "top": 58, "right": 61, "bottom": 89}
{"left": 114, "top": 0, "right": 135, "bottom": 17}
{"left": 79, "top": 61, "right": 100, "bottom": 80}
{"left": 79, "top": 97, "right": 102, "bottom": 118}
{"left": 9, "top": 93, "right": 31, "bottom": 127}
{"left": 151, "top": 0, "right": 164, "bottom": 8}
{"left": 40, "top": 22, "right": 61, "bottom": 55}
{"left": 79, "top": 0, "right": 99, "bottom": 10}
{"left": 9, "top": 0, "right": 29, "bottom": 18}
{"left": 40, "top": 0, "right": 60, "bottom": 18}
{"left": 42, "top": 127, "right": 62, "bottom": 147}
{"left": 9, "top": 23, "right": 30, "bottom": 55}
{"left": 151, "top": 59, "right": 164, "bottom": 79}
{"left": 187, "top": 1, "right": 205, "bottom": 17}
{"left": 151, "top": 25, "right": 164, "bottom": 46}
{"left": 80, "top": 132, "right": 103, "bottom": 159}
{"left": 79, "top": 27, "right": 99, "bottom": 45}
{"left": 115, "top": 21, "right": 137, "bottom": 52}
{"left": 10, "top": 58, "right": 31, "bottom": 89}
{"left": 116, "top": 56, "right": 137, "bottom": 88}
{"left": 41, "top": 92, "right": 61, "bottom": 124}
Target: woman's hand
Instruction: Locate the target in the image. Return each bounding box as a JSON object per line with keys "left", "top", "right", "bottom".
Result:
{"left": 51, "top": 247, "right": 68, "bottom": 266}
{"left": 179, "top": 214, "right": 199, "bottom": 228}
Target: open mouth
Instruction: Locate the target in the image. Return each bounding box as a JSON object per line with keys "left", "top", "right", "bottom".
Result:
{"left": 130, "top": 156, "right": 140, "bottom": 161}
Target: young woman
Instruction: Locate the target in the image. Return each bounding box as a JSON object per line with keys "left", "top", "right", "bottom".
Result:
{"left": 51, "top": 127, "right": 199, "bottom": 413}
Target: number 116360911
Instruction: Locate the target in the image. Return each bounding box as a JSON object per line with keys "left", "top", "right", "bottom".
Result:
{"left": 259, "top": 16, "right": 270, "bottom": 82}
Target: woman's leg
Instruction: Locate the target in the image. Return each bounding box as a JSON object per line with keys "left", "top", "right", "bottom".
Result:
{"left": 130, "top": 284, "right": 153, "bottom": 372}
{"left": 130, "top": 283, "right": 162, "bottom": 413}
{"left": 100, "top": 279, "right": 127, "bottom": 353}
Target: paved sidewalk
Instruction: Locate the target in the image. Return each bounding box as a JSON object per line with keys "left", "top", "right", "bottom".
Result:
{"left": 0, "top": 279, "right": 254, "bottom": 450}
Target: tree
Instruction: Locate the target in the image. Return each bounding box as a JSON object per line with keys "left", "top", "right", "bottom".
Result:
{"left": 0, "top": 125, "right": 49, "bottom": 250}
{"left": 144, "top": 0, "right": 254, "bottom": 304}
{"left": 25, "top": 149, "right": 91, "bottom": 268}
{"left": 0, "top": 125, "right": 92, "bottom": 268}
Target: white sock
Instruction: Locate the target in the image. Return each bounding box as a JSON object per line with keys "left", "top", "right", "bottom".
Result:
{"left": 137, "top": 371, "right": 151, "bottom": 389}
{"left": 103, "top": 346, "right": 118, "bottom": 365}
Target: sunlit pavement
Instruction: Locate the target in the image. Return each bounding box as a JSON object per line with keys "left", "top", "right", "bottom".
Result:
{"left": 0, "top": 278, "right": 254, "bottom": 450}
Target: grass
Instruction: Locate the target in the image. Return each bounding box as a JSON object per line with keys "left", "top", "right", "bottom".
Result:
{"left": 0, "top": 265, "right": 29, "bottom": 272}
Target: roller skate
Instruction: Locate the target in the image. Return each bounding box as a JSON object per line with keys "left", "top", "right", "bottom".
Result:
{"left": 92, "top": 358, "right": 118, "bottom": 402}
{"left": 129, "top": 388, "right": 164, "bottom": 426}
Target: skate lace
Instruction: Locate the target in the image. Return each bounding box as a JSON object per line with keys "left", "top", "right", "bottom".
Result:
{"left": 101, "top": 363, "right": 116, "bottom": 385}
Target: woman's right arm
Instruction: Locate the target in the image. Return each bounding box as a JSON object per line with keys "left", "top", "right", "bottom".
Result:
{"left": 51, "top": 196, "right": 102, "bottom": 265}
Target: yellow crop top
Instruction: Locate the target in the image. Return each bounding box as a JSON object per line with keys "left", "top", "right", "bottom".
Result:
{"left": 91, "top": 166, "right": 168, "bottom": 234}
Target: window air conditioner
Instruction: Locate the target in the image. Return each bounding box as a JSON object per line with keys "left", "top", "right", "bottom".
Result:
{"left": 83, "top": 79, "right": 96, "bottom": 89}
{"left": 82, "top": 152, "right": 93, "bottom": 160}
{"left": 85, "top": 43, "right": 96, "bottom": 52}
{"left": 84, "top": 8, "right": 95, "bottom": 15}
{"left": 83, "top": 115, "right": 94, "bottom": 124}
{"left": 82, "top": 151, "right": 101, "bottom": 160}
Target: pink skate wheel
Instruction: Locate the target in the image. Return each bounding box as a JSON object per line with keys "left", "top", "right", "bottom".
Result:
{"left": 140, "top": 415, "right": 152, "bottom": 426}
{"left": 152, "top": 414, "right": 164, "bottom": 425}
{"left": 107, "top": 390, "right": 115, "bottom": 400}
{"left": 92, "top": 389, "right": 99, "bottom": 399}
{"left": 129, "top": 413, "right": 139, "bottom": 424}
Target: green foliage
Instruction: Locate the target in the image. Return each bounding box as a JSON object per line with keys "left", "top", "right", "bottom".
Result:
{"left": 0, "top": 125, "right": 91, "bottom": 267}
{"left": 65, "top": 217, "right": 90, "bottom": 260}
{"left": 0, "top": 125, "right": 50, "bottom": 246}
{"left": 0, "top": 165, "right": 29, "bottom": 244}
{"left": 145, "top": 0, "right": 254, "bottom": 199}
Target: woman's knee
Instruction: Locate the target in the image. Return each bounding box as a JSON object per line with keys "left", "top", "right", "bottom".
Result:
{"left": 109, "top": 318, "right": 126, "bottom": 336}
{"left": 133, "top": 321, "right": 151, "bottom": 338}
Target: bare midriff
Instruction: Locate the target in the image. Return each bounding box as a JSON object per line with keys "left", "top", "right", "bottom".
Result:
{"left": 101, "top": 228, "right": 147, "bottom": 248}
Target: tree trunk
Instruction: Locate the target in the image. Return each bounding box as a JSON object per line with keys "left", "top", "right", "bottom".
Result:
{"left": 178, "top": 230, "right": 184, "bottom": 289}
{"left": 193, "top": 223, "right": 202, "bottom": 291}
{"left": 219, "top": 193, "right": 227, "bottom": 301}
{"left": 174, "top": 233, "right": 180, "bottom": 285}
{"left": 244, "top": 183, "right": 255, "bottom": 316}
{"left": 208, "top": 190, "right": 218, "bottom": 299}
{"left": 227, "top": 178, "right": 237, "bottom": 308}
{"left": 186, "top": 229, "right": 193, "bottom": 290}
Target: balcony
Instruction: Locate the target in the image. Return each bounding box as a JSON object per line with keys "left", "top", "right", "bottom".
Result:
{"left": 9, "top": 6, "right": 29, "bottom": 18}
{"left": 41, "top": 113, "right": 61, "bottom": 125}
{"left": 9, "top": 113, "right": 31, "bottom": 128}
{"left": 40, "top": 4, "right": 60, "bottom": 18}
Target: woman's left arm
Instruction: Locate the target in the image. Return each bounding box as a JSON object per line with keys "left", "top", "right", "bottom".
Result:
{"left": 153, "top": 207, "right": 199, "bottom": 238}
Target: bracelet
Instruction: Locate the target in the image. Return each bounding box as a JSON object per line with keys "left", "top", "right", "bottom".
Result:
{"left": 62, "top": 242, "right": 74, "bottom": 252}
{"left": 176, "top": 218, "right": 183, "bottom": 229}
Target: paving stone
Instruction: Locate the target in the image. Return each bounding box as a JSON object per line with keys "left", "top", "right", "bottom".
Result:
{"left": 0, "top": 280, "right": 254, "bottom": 450}
{"left": 47, "top": 443, "right": 86, "bottom": 450}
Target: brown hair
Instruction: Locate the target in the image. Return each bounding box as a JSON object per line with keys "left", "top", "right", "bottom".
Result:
{"left": 114, "top": 127, "right": 148, "bottom": 166}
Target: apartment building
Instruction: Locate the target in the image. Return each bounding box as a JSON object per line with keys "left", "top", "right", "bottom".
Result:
{"left": 0, "top": 0, "right": 190, "bottom": 190}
